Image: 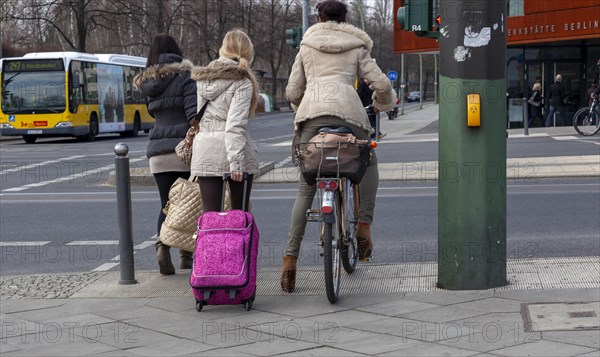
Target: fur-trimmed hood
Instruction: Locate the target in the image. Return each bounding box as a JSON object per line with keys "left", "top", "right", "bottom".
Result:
{"left": 133, "top": 54, "right": 194, "bottom": 97}
{"left": 301, "top": 21, "right": 373, "bottom": 53}
{"left": 191, "top": 57, "right": 258, "bottom": 112}
{"left": 191, "top": 58, "right": 251, "bottom": 83}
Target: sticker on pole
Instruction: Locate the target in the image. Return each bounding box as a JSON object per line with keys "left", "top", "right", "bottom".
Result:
{"left": 387, "top": 70, "right": 398, "bottom": 81}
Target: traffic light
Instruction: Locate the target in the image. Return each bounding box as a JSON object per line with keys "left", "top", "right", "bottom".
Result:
{"left": 397, "top": 0, "right": 438, "bottom": 39}
{"left": 285, "top": 27, "right": 302, "bottom": 49}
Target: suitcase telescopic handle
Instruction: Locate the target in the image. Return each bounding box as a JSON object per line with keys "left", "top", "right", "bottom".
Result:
{"left": 222, "top": 173, "right": 250, "bottom": 212}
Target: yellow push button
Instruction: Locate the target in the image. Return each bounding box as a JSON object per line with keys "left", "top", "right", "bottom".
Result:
{"left": 467, "top": 94, "right": 480, "bottom": 127}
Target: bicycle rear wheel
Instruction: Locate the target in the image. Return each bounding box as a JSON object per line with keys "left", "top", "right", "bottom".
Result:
{"left": 323, "top": 190, "right": 342, "bottom": 304}
{"left": 341, "top": 178, "right": 359, "bottom": 274}
{"left": 573, "top": 107, "right": 600, "bottom": 136}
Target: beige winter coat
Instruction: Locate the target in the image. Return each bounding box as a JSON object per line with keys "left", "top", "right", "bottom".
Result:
{"left": 190, "top": 58, "right": 259, "bottom": 177}
{"left": 286, "top": 21, "right": 396, "bottom": 133}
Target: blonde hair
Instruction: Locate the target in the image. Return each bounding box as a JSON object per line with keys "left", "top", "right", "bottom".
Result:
{"left": 533, "top": 82, "right": 541, "bottom": 91}
{"left": 219, "top": 29, "right": 259, "bottom": 116}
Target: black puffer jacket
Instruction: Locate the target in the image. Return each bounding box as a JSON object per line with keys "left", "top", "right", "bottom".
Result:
{"left": 134, "top": 53, "right": 197, "bottom": 158}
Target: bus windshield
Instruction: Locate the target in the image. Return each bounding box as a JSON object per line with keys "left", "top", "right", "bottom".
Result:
{"left": 2, "top": 60, "right": 66, "bottom": 114}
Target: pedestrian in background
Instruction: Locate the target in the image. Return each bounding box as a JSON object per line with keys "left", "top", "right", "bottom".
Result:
{"left": 528, "top": 82, "right": 543, "bottom": 127}
{"left": 357, "top": 78, "right": 386, "bottom": 139}
{"left": 190, "top": 29, "right": 259, "bottom": 212}
{"left": 281, "top": 0, "right": 396, "bottom": 293}
{"left": 545, "top": 74, "right": 566, "bottom": 127}
{"left": 134, "top": 33, "right": 197, "bottom": 275}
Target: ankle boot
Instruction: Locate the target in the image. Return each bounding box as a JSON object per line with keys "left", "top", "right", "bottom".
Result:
{"left": 179, "top": 250, "right": 193, "bottom": 269}
{"left": 357, "top": 223, "right": 373, "bottom": 261}
{"left": 156, "top": 244, "right": 175, "bottom": 275}
{"left": 280, "top": 256, "right": 297, "bottom": 293}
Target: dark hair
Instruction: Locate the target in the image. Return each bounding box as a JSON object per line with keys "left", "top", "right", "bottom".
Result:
{"left": 317, "top": 0, "right": 347, "bottom": 23}
{"left": 146, "top": 33, "right": 183, "bottom": 67}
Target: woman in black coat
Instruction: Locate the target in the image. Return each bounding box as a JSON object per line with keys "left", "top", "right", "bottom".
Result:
{"left": 134, "top": 34, "right": 197, "bottom": 275}
{"left": 528, "top": 82, "right": 543, "bottom": 127}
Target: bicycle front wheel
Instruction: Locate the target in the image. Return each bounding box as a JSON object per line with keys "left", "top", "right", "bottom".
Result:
{"left": 573, "top": 107, "right": 600, "bottom": 136}
{"left": 323, "top": 190, "right": 342, "bottom": 304}
{"left": 341, "top": 178, "right": 359, "bottom": 274}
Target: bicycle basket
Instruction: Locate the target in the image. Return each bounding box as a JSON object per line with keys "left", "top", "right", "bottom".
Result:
{"left": 295, "top": 132, "right": 371, "bottom": 185}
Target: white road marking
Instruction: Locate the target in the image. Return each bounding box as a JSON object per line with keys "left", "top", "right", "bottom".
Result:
{"left": 97, "top": 239, "right": 156, "bottom": 270}
{"left": 274, "top": 156, "right": 293, "bottom": 168}
{"left": 66, "top": 240, "right": 119, "bottom": 246}
{"left": 0, "top": 241, "right": 52, "bottom": 247}
{"left": 553, "top": 136, "right": 582, "bottom": 140}
{"left": 92, "top": 263, "right": 120, "bottom": 272}
{"left": 0, "top": 155, "right": 86, "bottom": 175}
{"left": 1, "top": 156, "right": 147, "bottom": 192}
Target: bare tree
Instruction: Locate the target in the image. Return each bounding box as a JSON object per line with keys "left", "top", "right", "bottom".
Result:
{"left": 252, "top": 0, "right": 300, "bottom": 109}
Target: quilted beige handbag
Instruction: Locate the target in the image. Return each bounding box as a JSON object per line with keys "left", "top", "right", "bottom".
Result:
{"left": 160, "top": 177, "right": 233, "bottom": 252}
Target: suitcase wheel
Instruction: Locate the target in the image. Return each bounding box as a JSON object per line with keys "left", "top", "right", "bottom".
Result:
{"left": 244, "top": 294, "right": 255, "bottom": 311}
{"left": 196, "top": 300, "right": 204, "bottom": 312}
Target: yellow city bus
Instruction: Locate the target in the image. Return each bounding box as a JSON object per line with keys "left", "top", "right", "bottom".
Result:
{"left": 0, "top": 52, "right": 153, "bottom": 143}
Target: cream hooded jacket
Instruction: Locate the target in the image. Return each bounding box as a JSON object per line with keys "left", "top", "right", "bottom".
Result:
{"left": 286, "top": 22, "right": 396, "bottom": 133}
{"left": 190, "top": 58, "right": 258, "bottom": 177}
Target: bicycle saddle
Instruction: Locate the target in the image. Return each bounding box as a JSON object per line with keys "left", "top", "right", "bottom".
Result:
{"left": 316, "top": 126, "right": 354, "bottom": 134}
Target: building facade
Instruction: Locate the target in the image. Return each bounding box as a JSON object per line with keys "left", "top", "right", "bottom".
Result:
{"left": 394, "top": 0, "right": 600, "bottom": 126}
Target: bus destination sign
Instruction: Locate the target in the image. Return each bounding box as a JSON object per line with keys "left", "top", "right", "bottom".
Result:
{"left": 3, "top": 59, "right": 64, "bottom": 73}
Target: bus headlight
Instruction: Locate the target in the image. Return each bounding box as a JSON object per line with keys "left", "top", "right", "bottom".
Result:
{"left": 54, "top": 122, "right": 73, "bottom": 128}
{"left": 0, "top": 123, "right": 14, "bottom": 129}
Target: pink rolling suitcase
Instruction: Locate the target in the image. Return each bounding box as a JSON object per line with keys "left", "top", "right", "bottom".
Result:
{"left": 190, "top": 174, "right": 259, "bottom": 311}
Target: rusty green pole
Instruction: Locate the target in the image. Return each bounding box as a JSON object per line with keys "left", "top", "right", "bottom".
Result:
{"left": 437, "top": 0, "right": 508, "bottom": 290}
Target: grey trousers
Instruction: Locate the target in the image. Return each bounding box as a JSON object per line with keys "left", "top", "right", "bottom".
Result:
{"left": 285, "top": 116, "right": 379, "bottom": 257}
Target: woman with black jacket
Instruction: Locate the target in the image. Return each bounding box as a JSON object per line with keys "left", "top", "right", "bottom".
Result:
{"left": 134, "top": 34, "right": 197, "bottom": 275}
{"left": 528, "top": 82, "right": 543, "bottom": 127}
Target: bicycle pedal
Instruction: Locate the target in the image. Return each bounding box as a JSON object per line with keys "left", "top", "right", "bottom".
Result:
{"left": 306, "top": 209, "right": 321, "bottom": 222}
{"left": 359, "top": 255, "right": 373, "bottom": 262}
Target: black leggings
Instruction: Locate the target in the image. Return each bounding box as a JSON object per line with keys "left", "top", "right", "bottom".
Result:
{"left": 154, "top": 171, "right": 190, "bottom": 236}
{"left": 198, "top": 175, "right": 253, "bottom": 212}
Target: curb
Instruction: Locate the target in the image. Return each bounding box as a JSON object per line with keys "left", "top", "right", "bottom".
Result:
{"left": 106, "top": 161, "right": 276, "bottom": 186}
{"left": 107, "top": 155, "right": 600, "bottom": 186}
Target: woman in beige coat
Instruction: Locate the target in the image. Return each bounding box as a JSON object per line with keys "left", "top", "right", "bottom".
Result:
{"left": 190, "top": 29, "right": 259, "bottom": 211}
{"left": 281, "top": 0, "right": 396, "bottom": 293}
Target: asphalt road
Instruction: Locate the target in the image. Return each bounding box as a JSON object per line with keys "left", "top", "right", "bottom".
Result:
{"left": 0, "top": 109, "right": 599, "bottom": 275}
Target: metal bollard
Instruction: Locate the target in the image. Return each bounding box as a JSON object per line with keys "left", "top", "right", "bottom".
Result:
{"left": 523, "top": 97, "right": 529, "bottom": 136}
{"left": 114, "top": 143, "right": 137, "bottom": 285}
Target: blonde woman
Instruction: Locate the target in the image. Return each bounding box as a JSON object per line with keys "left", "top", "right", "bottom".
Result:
{"left": 190, "top": 29, "right": 259, "bottom": 211}
{"left": 528, "top": 82, "right": 543, "bottom": 127}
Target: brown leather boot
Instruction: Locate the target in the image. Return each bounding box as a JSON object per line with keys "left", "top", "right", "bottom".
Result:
{"left": 280, "top": 256, "right": 297, "bottom": 293}
{"left": 156, "top": 244, "right": 175, "bottom": 275}
{"left": 179, "top": 250, "right": 193, "bottom": 269}
{"left": 357, "top": 222, "right": 373, "bottom": 261}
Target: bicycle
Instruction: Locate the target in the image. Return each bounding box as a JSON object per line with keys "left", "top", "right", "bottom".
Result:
{"left": 573, "top": 96, "right": 600, "bottom": 136}
{"left": 297, "top": 116, "right": 375, "bottom": 304}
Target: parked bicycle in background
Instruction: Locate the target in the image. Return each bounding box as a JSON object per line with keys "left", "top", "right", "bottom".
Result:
{"left": 573, "top": 95, "right": 600, "bottom": 136}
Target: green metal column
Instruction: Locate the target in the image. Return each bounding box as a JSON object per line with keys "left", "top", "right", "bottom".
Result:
{"left": 437, "top": 0, "right": 508, "bottom": 290}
